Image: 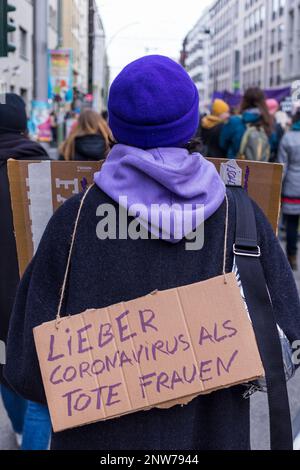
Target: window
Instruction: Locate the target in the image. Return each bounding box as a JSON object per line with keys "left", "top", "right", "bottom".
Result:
{"left": 270, "top": 29, "right": 275, "bottom": 54}
{"left": 258, "top": 36, "right": 262, "bottom": 59}
{"left": 20, "top": 88, "right": 28, "bottom": 107}
{"left": 278, "top": 24, "right": 284, "bottom": 51}
{"left": 279, "top": 0, "right": 285, "bottom": 16}
{"left": 270, "top": 62, "right": 274, "bottom": 86}
{"left": 19, "top": 27, "right": 28, "bottom": 59}
{"left": 272, "top": 0, "right": 279, "bottom": 19}
{"left": 49, "top": 5, "right": 58, "bottom": 31}
{"left": 260, "top": 4, "right": 265, "bottom": 26}
{"left": 255, "top": 9, "right": 260, "bottom": 30}
{"left": 8, "top": 18, "right": 16, "bottom": 48}
{"left": 276, "top": 59, "right": 282, "bottom": 85}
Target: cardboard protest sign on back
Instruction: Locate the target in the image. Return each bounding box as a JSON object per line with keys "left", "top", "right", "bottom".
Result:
{"left": 34, "top": 272, "right": 264, "bottom": 433}
{"left": 7, "top": 159, "right": 282, "bottom": 276}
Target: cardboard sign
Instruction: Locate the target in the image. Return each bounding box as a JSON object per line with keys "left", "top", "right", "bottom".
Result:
{"left": 34, "top": 273, "right": 264, "bottom": 432}
{"left": 7, "top": 159, "right": 282, "bottom": 276}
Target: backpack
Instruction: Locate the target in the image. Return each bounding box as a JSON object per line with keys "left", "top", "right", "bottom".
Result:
{"left": 239, "top": 125, "right": 270, "bottom": 161}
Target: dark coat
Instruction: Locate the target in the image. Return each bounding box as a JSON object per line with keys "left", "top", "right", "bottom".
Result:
{"left": 4, "top": 185, "right": 300, "bottom": 450}
{"left": 60, "top": 134, "right": 107, "bottom": 161}
{"left": 200, "top": 122, "right": 225, "bottom": 158}
{"left": 0, "top": 132, "right": 49, "bottom": 384}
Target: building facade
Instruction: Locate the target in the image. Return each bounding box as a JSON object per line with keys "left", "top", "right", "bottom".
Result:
{"left": 48, "top": 0, "right": 59, "bottom": 49}
{"left": 208, "top": 0, "right": 241, "bottom": 96}
{"left": 182, "top": 0, "right": 295, "bottom": 103}
{"left": 181, "top": 8, "right": 211, "bottom": 112}
{"left": 283, "top": 0, "right": 300, "bottom": 85}
{"left": 0, "top": 0, "right": 59, "bottom": 108}
{"left": 61, "top": 0, "right": 88, "bottom": 93}
{"left": 93, "top": 4, "right": 109, "bottom": 111}
{"left": 0, "top": 0, "right": 35, "bottom": 107}
{"left": 243, "top": 0, "right": 286, "bottom": 90}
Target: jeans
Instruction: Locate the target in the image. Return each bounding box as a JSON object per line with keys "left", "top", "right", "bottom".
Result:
{"left": 286, "top": 214, "right": 300, "bottom": 256}
{"left": 0, "top": 383, "right": 26, "bottom": 434}
{"left": 0, "top": 384, "right": 51, "bottom": 450}
{"left": 21, "top": 400, "right": 52, "bottom": 450}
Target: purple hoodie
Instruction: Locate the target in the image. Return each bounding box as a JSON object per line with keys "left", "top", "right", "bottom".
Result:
{"left": 94, "top": 144, "right": 225, "bottom": 242}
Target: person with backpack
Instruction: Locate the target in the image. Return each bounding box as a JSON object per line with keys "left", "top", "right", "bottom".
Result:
{"left": 0, "top": 93, "right": 51, "bottom": 449}
{"left": 199, "top": 99, "right": 230, "bottom": 157}
{"left": 278, "top": 110, "right": 300, "bottom": 270}
{"left": 220, "top": 87, "right": 272, "bottom": 160}
{"left": 4, "top": 57, "right": 300, "bottom": 450}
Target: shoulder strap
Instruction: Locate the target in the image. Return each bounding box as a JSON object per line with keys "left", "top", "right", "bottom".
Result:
{"left": 239, "top": 125, "right": 252, "bottom": 158}
{"left": 229, "top": 186, "right": 293, "bottom": 450}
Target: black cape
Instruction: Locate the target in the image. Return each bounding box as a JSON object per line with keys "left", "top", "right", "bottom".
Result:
{"left": 0, "top": 132, "right": 49, "bottom": 384}
{"left": 4, "top": 186, "right": 300, "bottom": 449}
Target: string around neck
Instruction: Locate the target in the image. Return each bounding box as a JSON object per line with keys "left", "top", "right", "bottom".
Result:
{"left": 56, "top": 184, "right": 95, "bottom": 329}
{"left": 223, "top": 193, "right": 229, "bottom": 285}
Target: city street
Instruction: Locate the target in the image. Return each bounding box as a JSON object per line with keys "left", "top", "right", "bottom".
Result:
{"left": 1, "top": 0, "right": 300, "bottom": 456}
{"left": 1, "top": 247, "right": 300, "bottom": 451}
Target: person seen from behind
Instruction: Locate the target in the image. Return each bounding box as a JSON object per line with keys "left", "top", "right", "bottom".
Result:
{"left": 278, "top": 110, "right": 300, "bottom": 271}
{"left": 59, "top": 108, "right": 112, "bottom": 161}
{"left": 0, "top": 93, "right": 51, "bottom": 449}
{"left": 220, "top": 87, "right": 272, "bottom": 160}
{"left": 200, "top": 99, "right": 230, "bottom": 157}
{"left": 4, "top": 57, "right": 300, "bottom": 451}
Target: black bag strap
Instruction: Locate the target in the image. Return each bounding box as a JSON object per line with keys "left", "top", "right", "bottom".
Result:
{"left": 229, "top": 186, "right": 293, "bottom": 450}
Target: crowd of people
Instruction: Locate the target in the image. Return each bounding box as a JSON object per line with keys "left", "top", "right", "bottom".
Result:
{"left": 198, "top": 88, "right": 300, "bottom": 270}
{"left": 0, "top": 56, "right": 300, "bottom": 451}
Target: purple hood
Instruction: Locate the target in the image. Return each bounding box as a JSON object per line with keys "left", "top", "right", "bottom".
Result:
{"left": 94, "top": 144, "right": 225, "bottom": 242}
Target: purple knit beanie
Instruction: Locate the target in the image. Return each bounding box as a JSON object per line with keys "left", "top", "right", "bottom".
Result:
{"left": 108, "top": 55, "right": 199, "bottom": 149}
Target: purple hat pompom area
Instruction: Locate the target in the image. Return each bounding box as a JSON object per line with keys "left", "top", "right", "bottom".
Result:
{"left": 108, "top": 55, "right": 200, "bottom": 149}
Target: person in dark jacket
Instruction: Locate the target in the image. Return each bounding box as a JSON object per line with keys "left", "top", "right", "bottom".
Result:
{"left": 4, "top": 57, "right": 300, "bottom": 450}
{"left": 220, "top": 87, "right": 273, "bottom": 159}
{"left": 200, "top": 99, "right": 229, "bottom": 157}
{"left": 59, "top": 108, "right": 112, "bottom": 161}
{"left": 278, "top": 110, "right": 300, "bottom": 270}
{"left": 0, "top": 93, "right": 51, "bottom": 449}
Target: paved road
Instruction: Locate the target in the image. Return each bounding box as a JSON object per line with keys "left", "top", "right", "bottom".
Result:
{"left": 0, "top": 397, "right": 18, "bottom": 450}
{"left": 1, "top": 242, "right": 300, "bottom": 450}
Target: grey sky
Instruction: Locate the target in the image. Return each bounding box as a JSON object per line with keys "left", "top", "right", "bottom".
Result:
{"left": 96, "top": 0, "right": 212, "bottom": 81}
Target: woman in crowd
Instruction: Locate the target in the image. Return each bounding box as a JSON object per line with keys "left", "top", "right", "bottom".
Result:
{"left": 59, "top": 108, "right": 112, "bottom": 161}
{"left": 199, "top": 99, "right": 230, "bottom": 157}
{"left": 278, "top": 110, "right": 300, "bottom": 270}
{"left": 220, "top": 87, "right": 273, "bottom": 160}
{"left": 4, "top": 56, "right": 300, "bottom": 450}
